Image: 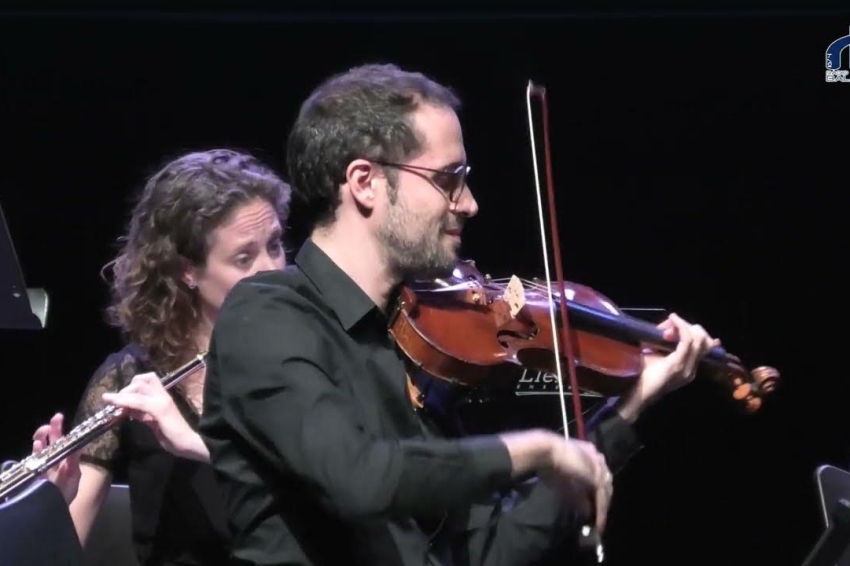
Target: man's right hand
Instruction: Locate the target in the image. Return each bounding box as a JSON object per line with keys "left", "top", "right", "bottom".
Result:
{"left": 543, "top": 438, "right": 613, "bottom": 534}
{"left": 501, "top": 430, "right": 613, "bottom": 534}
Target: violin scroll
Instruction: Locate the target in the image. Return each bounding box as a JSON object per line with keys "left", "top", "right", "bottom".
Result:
{"left": 752, "top": 366, "right": 780, "bottom": 393}
{"left": 728, "top": 364, "right": 781, "bottom": 414}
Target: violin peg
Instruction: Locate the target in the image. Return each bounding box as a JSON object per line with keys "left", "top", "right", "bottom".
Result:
{"left": 732, "top": 383, "right": 753, "bottom": 401}
{"left": 746, "top": 397, "right": 762, "bottom": 413}
{"left": 751, "top": 366, "right": 780, "bottom": 394}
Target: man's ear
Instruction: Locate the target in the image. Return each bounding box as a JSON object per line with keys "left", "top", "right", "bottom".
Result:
{"left": 344, "top": 159, "right": 378, "bottom": 211}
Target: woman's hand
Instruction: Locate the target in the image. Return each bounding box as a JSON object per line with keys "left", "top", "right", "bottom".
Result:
{"left": 102, "top": 373, "right": 209, "bottom": 462}
{"left": 32, "top": 413, "right": 81, "bottom": 504}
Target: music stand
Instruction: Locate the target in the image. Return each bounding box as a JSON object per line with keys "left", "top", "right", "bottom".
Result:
{"left": 802, "top": 465, "right": 850, "bottom": 566}
{"left": 0, "top": 478, "right": 83, "bottom": 565}
{"left": 0, "top": 201, "right": 48, "bottom": 329}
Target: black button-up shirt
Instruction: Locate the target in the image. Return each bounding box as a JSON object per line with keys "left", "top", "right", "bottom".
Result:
{"left": 200, "top": 239, "right": 642, "bottom": 566}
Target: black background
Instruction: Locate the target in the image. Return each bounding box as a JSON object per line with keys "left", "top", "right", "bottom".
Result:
{"left": 0, "top": 7, "right": 846, "bottom": 565}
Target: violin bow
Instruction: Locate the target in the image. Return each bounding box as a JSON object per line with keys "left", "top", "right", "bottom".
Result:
{"left": 524, "top": 82, "right": 586, "bottom": 440}
{"left": 525, "top": 82, "right": 603, "bottom": 562}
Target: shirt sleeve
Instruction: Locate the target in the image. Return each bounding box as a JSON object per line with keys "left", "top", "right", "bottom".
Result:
{"left": 200, "top": 281, "right": 515, "bottom": 521}
{"left": 71, "top": 351, "right": 138, "bottom": 472}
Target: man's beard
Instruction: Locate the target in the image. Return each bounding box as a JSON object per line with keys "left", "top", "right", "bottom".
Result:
{"left": 377, "top": 202, "right": 459, "bottom": 281}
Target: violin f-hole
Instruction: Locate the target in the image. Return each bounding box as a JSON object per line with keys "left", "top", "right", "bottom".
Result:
{"left": 495, "top": 318, "right": 539, "bottom": 347}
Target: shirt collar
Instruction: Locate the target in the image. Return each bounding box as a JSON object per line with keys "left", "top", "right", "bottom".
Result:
{"left": 294, "top": 238, "right": 382, "bottom": 332}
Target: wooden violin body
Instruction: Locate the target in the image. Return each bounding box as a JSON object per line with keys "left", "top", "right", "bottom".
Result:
{"left": 390, "top": 259, "right": 779, "bottom": 414}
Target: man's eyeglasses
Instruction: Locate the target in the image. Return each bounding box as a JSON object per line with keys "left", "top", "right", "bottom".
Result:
{"left": 372, "top": 160, "right": 471, "bottom": 204}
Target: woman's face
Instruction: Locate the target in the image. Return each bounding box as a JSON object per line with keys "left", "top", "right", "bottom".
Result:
{"left": 187, "top": 198, "right": 286, "bottom": 316}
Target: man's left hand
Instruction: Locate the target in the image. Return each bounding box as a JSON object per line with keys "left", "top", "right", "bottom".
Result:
{"left": 616, "top": 313, "right": 720, "bottom": 423}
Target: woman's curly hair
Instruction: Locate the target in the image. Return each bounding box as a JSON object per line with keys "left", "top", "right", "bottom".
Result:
{"left": 102, "top": 148, "right": 291, "bottom": 373}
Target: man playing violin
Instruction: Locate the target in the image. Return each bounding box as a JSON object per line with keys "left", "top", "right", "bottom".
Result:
{"left": 198, "top": 63, "right": 720, "bottom": 566}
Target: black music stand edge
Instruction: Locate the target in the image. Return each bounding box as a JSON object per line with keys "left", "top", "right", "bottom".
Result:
{"left": 0, "top": 201, "right": 48, "bottom": 330}
{"left": 803, "top": 498, "right": 850, "bottom": 566}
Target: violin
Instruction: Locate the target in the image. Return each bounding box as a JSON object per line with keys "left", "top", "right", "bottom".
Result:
{"left": 390, "top": 257, "right": 780, "bottom": 414}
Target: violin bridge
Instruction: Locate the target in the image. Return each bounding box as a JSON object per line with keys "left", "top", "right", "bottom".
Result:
{"left": 503, "top": 276, "right": 526, "bottom": 318}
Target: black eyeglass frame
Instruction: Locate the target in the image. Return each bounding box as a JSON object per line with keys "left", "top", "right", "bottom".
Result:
{"left": 372, "top": 160, "right": 471, "bottom": 204}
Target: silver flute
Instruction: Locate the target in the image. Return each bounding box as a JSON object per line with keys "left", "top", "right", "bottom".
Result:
{"left": 0, "top": 352, "right": 207, "bottom": 501}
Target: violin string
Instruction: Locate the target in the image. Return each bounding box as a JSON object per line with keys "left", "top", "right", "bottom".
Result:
{"left": 482, "top": 276, "right": 561, "bottom": 298}
{"left": 491, "top": 277, "right": 560, "bottom": 297}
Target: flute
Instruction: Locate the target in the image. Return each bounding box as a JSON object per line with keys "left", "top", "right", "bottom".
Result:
{"left": 0, "top": 352, "right": 207, "bottom": 501}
